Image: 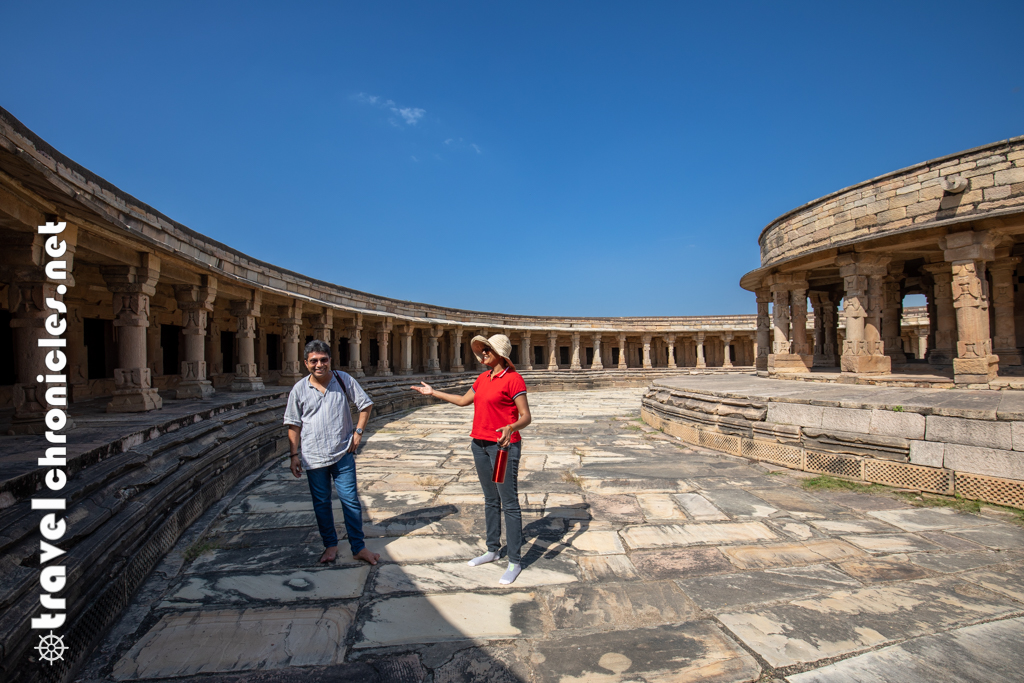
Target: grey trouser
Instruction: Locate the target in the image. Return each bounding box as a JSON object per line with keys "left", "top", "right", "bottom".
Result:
{"left": 471, "top": 439, "right": 523, "bottom": 564}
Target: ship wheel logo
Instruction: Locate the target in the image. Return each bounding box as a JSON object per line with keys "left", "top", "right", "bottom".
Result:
{"left": 35, "top": 631, "right": 67, "bottom": 664}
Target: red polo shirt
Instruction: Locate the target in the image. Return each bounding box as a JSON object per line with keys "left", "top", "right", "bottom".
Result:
{"left": 471, "top": 367, "right": 527, "bottom": 443}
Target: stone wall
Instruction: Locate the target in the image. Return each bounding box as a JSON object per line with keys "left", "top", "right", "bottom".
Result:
{"left": 642, "top": 380, "right": 1024, "bottom": 511}
{"left": 756, "top": 136, "right": 1024, "bottom": 269}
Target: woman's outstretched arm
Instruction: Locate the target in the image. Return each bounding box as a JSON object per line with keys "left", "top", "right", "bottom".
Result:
{"left": 411, "top": 382, "right": 475, "bottom": 407}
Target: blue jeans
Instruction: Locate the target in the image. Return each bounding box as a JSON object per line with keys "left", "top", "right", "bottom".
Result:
{"left": 306, "top": 452, "right": 365, "bottom": 554}
{"left": 471, "top": 439, "right": 523, "bottom": 564}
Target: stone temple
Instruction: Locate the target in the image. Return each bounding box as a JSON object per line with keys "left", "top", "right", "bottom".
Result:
{"left": 2, "top": 105, "right": 1024, "bottom": 683}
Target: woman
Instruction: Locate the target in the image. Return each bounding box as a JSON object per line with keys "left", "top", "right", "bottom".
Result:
{"left": 411, "top": 333, "right": 532, "bottom": 584}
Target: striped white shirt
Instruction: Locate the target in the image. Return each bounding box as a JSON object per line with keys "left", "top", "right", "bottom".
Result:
{"left": 283, "top": 371, "right": 374, "bottom": 469}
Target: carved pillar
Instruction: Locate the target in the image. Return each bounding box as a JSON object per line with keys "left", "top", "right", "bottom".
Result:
{"left": 230, "top": 291, "right": 264, "bottom": 391}
{"left": 790, "top": 284, "right": 811, "bottom": 357}
{"left": 376, "top": 319, "right": 393, "bottom": 376}
{"left": 425, "top": 325, "right": 442, "bottom": 374}
{"left": 346, "top": 313, "right": 364, "bottom": 377}
{"left": 570, "top": 331, "right": 582, "bottom": 370}
{"left": 521, "top": 331, "right": 533, "bottom": 371}
{"left": 771, "top": 285, "right": 791, "bottom": 355}
{"left": 66, "top": 307, "right": 87, "bottom": 394}
{"left": 102, "top": 254, "right": 163, "bottom": 412}
{"left": 810, "top": 291, "right": 839, "bottom": 367}
{"left": 311, "top": 307, "right": 333, "bottom": 345}
{"left": 838, "top": 254, "right": 891, "bottom": 374}
{"left": 665, "top": 334, "right": 676, "bottom": 369}
{"left": 547, "top": 331, "right": 559, "bottom": 370}
{"left": 722, "top": 333, "right": 734, "bottom": 368}
{"left": 641, "top": 334, "right": 653, "bottom": 369}
{"left": 617, "top": 333, "right": 628, "bottom": 369}
{"left": 591, "top": 334, "right": 603, "bottom": 370}
{"left": 449, "top": 326, "right": 465, "bottom": 372}
{"left": 695, "top": 332, "right": 706, "bottom": 368}
{"left": 755, "top": 287, "right": 770, "bottom": 372}
{"left": 173, "top": 276, "right": 217, "bottom": 399}
{"left": 922, "top": 263, "right": 956, "bottom": 365}
{"left": 397, "top": 324, "right": 414, "bottom": 375}
{"left": 881, "top": 264, "right": 907, "bottom": 365}
{"left": 989, "top": 256, "right": 1022, "bottom": 366}
{"left": 278, "top": 301, "right": 304, "bottom": 385}
{"left": 941, "top": 231, "right": 999, "bottom": 384}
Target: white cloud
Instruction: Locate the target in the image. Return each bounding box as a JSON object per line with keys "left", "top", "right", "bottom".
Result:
{"left": 392, "top": 107, "right": 425, "bottom": 126}
{"left": 471, "top": 143, "right": 482, "bottom": 154}
{"left": 444, "top": 138, "right": 453, "bottom": 145}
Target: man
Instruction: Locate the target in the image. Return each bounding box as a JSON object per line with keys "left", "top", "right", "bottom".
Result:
{"left": 284, "top": 339, "right": 380, "bottom": 565}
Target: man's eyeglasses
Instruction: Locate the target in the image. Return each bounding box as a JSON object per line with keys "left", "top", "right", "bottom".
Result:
{"left": 307, "top": 358, "right": 331, "bottom": 365}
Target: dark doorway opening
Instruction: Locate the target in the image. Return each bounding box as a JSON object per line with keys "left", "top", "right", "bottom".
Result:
{"left": 0, "top": 310, "right": 14, "bottom": 385}
{"left": 534, "top": 346, "right": 544, "bottom": 366}
{"left": 510, "top": 345, "right": 519, "bottom": 364}
{"left": 266, "top": 333, "right": 281, "bottom": 371}
{"left": 161, "top": 324, "right": 182, "bottom": 376}
{"left": 585, "top": 348, "right": 594, "bottom": 365}
{"left": 559, "top": 347, "right": 570, "bottom": 365}
{"left": 221, "top": 331, "right": 236, "bottom": 373}
{"left": 337, "top": 337, "right": 350, "bottom": 366}
{"left": 369, "top": 339, "right": 380, "bottom": 367}
{"left": 85, "top": 318, "right": 115, "bottom": 379}
{"left": 612, "top": 347, "right": 620, "bottom": 365}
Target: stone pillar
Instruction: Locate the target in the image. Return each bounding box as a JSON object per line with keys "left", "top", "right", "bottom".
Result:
{"left": 838, "top": 254, "right": 891, "bottom": 374}
{"left": 102, "top": 254, "right": 163, "bottom": 412}
{"left": 881, "top": 265, "right": 907, "bottom": 365}
{"left": 617, "top": 333, "right": 628, "bottom": 368}
{"left": 311, "top": 307, "right": 333, "bottom": 345}
{"left": 7, "top": 276, "right": 63, "bottom": 431}
{"left": 173, "top": 276, "right": 217, "bottom": 399}
{"left": 397, "top": 323, "right": 414, "bottom": 375}
{"left": 923, "top": 263, "right": 956, "bottom": 365}
{"left": 591, "top": 333, "right": 603, "bottom": 370}
{"left": 641, "top": 334, "right": 653, "bottom": 369}
{"left": 547, "top": 331, "right": 559, "bottom": 370}
{"left": 665, "top": 334, "right": 676, "bottom": 369}
{"left": 810, "top": 291, "right": 839, "bottom": 367}
{"left": 570, "top": 331, "right": 582, "bottom": 370}
{"left": 521, "top": 331, "right": 533, "bottom": 371}
{"left": 424, "top": 325, "right": 442, "bottom": 374}
{"left": 989, "top": 256, "right": 1022, "bottom": 366}
{"left": 771, "top": 285, "right": 791, "bottom": 355}
{"left": 755, "top": 287, "right": 770, "bottom": 372}
{"left": 230, "top": 291, "right": 264, "bottom": 391}
{"left": 941, "top": 231, "right": 999, "bottom": 384}
{"left": 790, "top": 285, "right": 811, "bottom": 357}
{"left": 449, "top": 326, "right": 465, "bottom": 372}
{"left": 279, "top": 301, "right": 304, "bottom": 385}
{"left": 695, "top": 332, "right": 707, "bottom": 368}
{"left": 376, "top": 319, "right": 393, "bottom": 376}
{"left": 722, "top": 333, "right": 734, "bottom": 368}
{"left": 346, "top": 313, "right": 364, "bottom": 378}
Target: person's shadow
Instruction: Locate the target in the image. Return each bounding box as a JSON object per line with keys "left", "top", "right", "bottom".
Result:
{"left": 521, "top": 504, "right": 591, "bottom": 567}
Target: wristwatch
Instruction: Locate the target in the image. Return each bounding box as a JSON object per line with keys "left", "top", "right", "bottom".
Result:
{"left": 355, "top": 428, "right": 364, "bottom": 435}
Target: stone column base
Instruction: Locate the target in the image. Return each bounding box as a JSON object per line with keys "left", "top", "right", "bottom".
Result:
{"left": 108, "top": 388, "right": 162, "bottom": 413}
{"left": 176, "top": 380, "right": 215, "bottom": 400}
{"left": 347, "top": 366, "right": 365, "bottom": 378}
{"left": 397, "top": 368, "right": 414, "bottom": 376}
{"left": 548, "top": 364, "right": 558, "bottom": 371}
{"left": 278, "top": 373, "right": 303, "bottom": 385}
{"left": 840, "top": 354, "right": 892, "bottom": 374}
{"left": 953, "top": 355, "right": 999, "bottom": 385}
{"left": 768, "top": 353, "right": 812, "bottom": 372}
{"left": 231, "top": 376, "right": 266, "bottom": 391}
{"left": 450, "top": 364, "right": 465, "bottom": 373}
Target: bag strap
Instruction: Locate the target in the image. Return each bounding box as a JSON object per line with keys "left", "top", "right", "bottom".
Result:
{"left": 333, "top": 370, "right": 357, "bottom": 404}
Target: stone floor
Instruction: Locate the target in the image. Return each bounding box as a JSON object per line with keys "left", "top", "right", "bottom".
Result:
{"left": 80, "top": 388, "right": 1024, "bottom": 683}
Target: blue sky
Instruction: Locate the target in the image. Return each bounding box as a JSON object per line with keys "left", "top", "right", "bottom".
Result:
{"left": 3, "top": 2, "right": 1022, "bottom": 316}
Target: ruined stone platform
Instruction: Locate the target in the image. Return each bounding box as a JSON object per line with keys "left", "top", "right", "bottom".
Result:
{"left": 79, "top": 388, "right": 1024, "bottom": 682}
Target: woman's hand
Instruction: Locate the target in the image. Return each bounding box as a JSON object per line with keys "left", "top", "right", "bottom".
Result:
{"left": 496, "top": 425, "right": 514, "bottom": 448}
{"left": 411, "top": 382, "right": 434, "bottom": 397}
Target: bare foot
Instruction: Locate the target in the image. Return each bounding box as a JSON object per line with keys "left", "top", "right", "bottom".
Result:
{"left": 354, "top": 548, "right": 380, "bottom": 565}
{"left": 319, "top": 546, "right": 338, "bottom": 564}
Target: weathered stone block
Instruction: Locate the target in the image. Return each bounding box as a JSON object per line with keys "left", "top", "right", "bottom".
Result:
{"left": 870, "top": 410, "right": 926, "bottom": 439}
{"left": 943, "top": 443, "right": 1024, "bottom": 480}
{"left": 821, "top": 407, "right": 872, "bottom": 433}
{"left": 752, "top": 421, "right": 802, "bottom": 445}
{"left": 926, "top": 415, "right": 1011, "bottom": 450}
{"left": 1012, "top": 422, "right": 1024, "bottom": 452}
{"left": 995, "top": 167, "right": 1024, "bottom": 184}
{"left": 909, "top": 440, "right": 944, "bottom": 468}
{"left": 802, "top": 428, "right": 909, "bottom": 461}
{"left": 766, "top": 403, "right": 823, "bottom": 429}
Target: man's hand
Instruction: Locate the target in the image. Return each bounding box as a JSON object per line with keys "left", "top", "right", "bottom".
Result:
{"left": 290, "top": 454, "right": 303, "bottom": 478}
{"left": 348, "top": 431, "right": 362, "bottom": 453}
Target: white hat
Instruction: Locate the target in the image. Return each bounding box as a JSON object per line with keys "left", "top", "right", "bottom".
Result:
{"left": 471, "top": 334, "right": 516, "bottom": 371}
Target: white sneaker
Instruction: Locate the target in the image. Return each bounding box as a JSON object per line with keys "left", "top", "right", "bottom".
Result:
{"left": 499, "top": 562, "right": 522, "bottom": 585}
{"left": 467, "top": 551, "right": 499, "bottom": 567}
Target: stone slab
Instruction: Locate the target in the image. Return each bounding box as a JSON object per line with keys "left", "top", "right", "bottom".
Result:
{"left": 577, "top": 554, "right": 640, "bottom": 581}
{"left": 867, "top": 507, "right": 995, "bottom": 532}
{"left": 620, "top": 522, "right": 776, "bottom": 549}
{"left": 722, "top": 539, "right": 867, "bottom": 569}
{"left": 112, "top": 606, "right": 354, "bottom": 679}
{"left": 635, "top": 492, "right": 687, "bottom": 520}
{"left": 841, "top": 534, "right": 943, "bottom": 554}
{"left": 838, "top": 555, "right": 932, "bottom": 582}
{"left": 187, "top": 543, "right": 353, "bottom": 574}
{"left": 531, "top": 621, "right": 760, "bottom": 683}
{"left": 542, "top": 581, "right": 696, "bottom": 630}
{"left": 584, "top": 493, "right": 645, "bottom": 522}
{"left": 560, "top": 528, "right": 625, "bottom": 554}
{"left": 787, "top": 617, "right": 1024, "bottom": 683}
{"left": 373, "top": 558, "right": 577, "bottom": 594}
{"left": 170, "top": 566, "right": 369, "bottom": 603}
{"left": 630, "top": 546, "right": 735, "bottom": 580}
{"left": 945, "top": 525, "right": 1024, "bottom": 549}
{"left": 701, "top": 489, "right": 779, "bottom": 518}
{"left": 677, "top": 564, "right": 860, "bottom": 611}
{"left": 810, "top": 518, "right": 900, "bottom": 535}
{"left": 926, "top": 415, "right": 1012, "bottom": 450}
{"left": 719, "top": 575, "right": 1019, "bottom": 668}
{"left": 673, "top": 493, "right": 729, "bottom": 521}
{"left": 943, "top": 443, "right": 1024, "bottom": 479}
{"left": 909, "top": 551, "right": 1007, "bottom": 573}
{"left": 365, "top": 536, "right": 487, "bottom": 563}
{"left": 961, "top": 564, "right": 1024, "bottom": 602}
{"left": 746, "top": 488, "right": 842, "bottom": 516}
{"left": 355, "top": 592, "right": 536, "bottom": 647}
